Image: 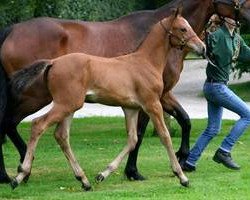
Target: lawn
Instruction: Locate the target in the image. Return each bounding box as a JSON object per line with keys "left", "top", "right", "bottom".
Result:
{"left": 1, "top": 117, "right": 250, "bottom": 200}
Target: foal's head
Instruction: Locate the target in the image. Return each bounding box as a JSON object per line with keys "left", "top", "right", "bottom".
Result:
{"left": 161, "top": 9, "right": 206, "bottom": 56}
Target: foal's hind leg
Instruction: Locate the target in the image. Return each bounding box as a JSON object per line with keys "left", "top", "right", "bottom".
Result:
{"left": 145, "top": 100, "right": 188, "bottom": 187}
{"left": 11, "top": 104, "right": 71, "bottom": 189}
{"left": 54, "top": 114, "right": 91, "bottom": 191}
{"left": 96, "top": 108, "right": 138, "bottom": 182}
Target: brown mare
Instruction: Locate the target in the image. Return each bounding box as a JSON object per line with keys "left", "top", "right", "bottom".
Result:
{"left": 0, "top": 0, "right": 250, "bottom": 183}
{"left": 10, "top": 11, "right": 205, "bottom": 190}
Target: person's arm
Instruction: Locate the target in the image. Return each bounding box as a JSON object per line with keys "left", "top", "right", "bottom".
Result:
{"left": 238, "top": 36, "right": 250, "bottom": 62}
{"left": 207, "top": 33, "right": 219, "bottom": 55}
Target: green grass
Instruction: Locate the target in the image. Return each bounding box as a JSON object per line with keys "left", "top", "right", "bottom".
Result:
{"left": 1, "top": 117, "right": 250, "bottom": 199}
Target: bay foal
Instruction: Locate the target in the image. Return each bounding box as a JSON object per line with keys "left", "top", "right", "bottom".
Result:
{"left": 10, "top": 12, "right": 205, "bottom": 190}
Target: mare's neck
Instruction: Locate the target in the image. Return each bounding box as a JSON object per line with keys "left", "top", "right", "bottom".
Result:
{"left": 183, "top": 0, "right": 214, "bottom": 35}
{"left": 136, "top": 21, "right": 170, "bottom": 72}
{"left": 155, "top": 0, "right": 214, "bottom": 35}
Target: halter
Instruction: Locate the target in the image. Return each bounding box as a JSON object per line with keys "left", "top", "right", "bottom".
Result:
{"left": 159, "top": 20, "right": 197, "bottom": 50}
{"left": 213, "top": 0, "right": 246, "bottom": 27}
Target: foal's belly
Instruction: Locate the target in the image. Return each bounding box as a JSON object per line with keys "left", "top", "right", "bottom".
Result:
{"left": 85, "top": 90, "right": 140, "bottom": 108}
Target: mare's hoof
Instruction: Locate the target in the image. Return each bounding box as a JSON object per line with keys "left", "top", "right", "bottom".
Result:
{"left": 10, "top": 178, "right": 19, "bottom": 190}
{"left": 125, "top": 169, "right": 146, "bottom": 181}
{"left": 176, "top": 151, "right": 189, "bottom": 165}
{"left": 0, "top": 174, "right": 11, "bottom": 184}
{"left": 180, "top": 179, "right": 189, "bottom": 187}
{"left": 95, "top": 174, "right": 105, "bottom": 183}
{"left": 82, "top": 183, "right": 92, "bottom": 191}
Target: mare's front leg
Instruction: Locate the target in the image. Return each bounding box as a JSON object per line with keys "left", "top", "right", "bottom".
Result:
{"left": 161, "top": 92, "right": 191, "bottom": 165}
{"left": 145, "top": 100, "right": 188, "bottom": 187}
{"left": 96, "top": 108, "right": 139, "bottom": 183}
{"left": 125, "top": 110, "right": 149, "bottom": 180}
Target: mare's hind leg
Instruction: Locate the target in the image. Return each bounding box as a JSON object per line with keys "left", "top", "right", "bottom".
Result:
{"left": 54, "top": 114, "right": 91, "bottom": 191}
{"left": 96, "top": 108, "right": 138, "bottom": 182}
{"left": 161, "top": 92, "right": 191, "bottom": 165}
{"left": 125, "top": 110, "right": 149, "bottom": 180}
{"left": 145, "top": 100, "right": 188, "bottom": 187}
{"left": 0, "top": 128, "right": 11, "bottom": 183}
{"left": 11, "top": 104, "right": 71, "bottom": 189}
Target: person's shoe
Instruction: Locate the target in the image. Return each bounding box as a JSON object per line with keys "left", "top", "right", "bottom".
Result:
{"left": 181, "top": 162, "right": 196, "bottom": 172}
{"left": 213, "top": 149, "right": 240, "bottom": 170}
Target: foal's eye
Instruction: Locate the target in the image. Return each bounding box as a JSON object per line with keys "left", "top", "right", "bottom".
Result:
{"left": 180, "top": 28, "right": 187, "bottom": 33}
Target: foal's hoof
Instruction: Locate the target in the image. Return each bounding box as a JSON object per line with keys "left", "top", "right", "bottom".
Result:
{"left": 125, "top": 169, "right": 146, "bottom": 181}
{"left": 17, "top": 164, "right": 30, "bottom": 183}
{"left": 0, "top": 174, "right": 11, "bottom": 184}
{"left": 95, "top": 173, "right": 105, "bottom": 183}
{"left": 10, "top": 178, "right": 19, "bottom": 190}
{"left": 180, "top": 179, "right": 189, "bottom": 187}
{"left": 82, "top": 183, "right": 92, "bottom": 191}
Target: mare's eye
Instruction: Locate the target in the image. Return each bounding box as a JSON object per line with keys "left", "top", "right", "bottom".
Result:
{"left": 180, "top": 28, "right": 187, "bottom": 33}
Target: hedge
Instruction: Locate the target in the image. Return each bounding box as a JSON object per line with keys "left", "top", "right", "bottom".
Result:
{"left": 232, "top": 34, "right": 250, "bottom": 78}
{"left": 0, "top": 0, "right": 170, "bottom": 28}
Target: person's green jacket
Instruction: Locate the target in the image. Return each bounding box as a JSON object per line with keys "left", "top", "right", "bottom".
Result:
{"left": 206, "top": 24, "right": 250, "bottom": 82}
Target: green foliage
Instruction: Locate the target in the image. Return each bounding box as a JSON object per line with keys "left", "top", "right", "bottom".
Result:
{"left": 0, "top": 0, "right": 170, "bottom": 28}
{"left": 232, "top": 34, "right": 250, "bottom": 78}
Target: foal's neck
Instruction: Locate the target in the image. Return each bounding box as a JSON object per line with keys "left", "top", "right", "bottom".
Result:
{"left": 137, "top": 21, "right": 170, "bottom": 72}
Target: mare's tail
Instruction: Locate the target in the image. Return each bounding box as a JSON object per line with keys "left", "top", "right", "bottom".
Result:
{"left": 10, "top": 60, "right": 53, "bottom": 98}
{"left": 0, "top": 26, "right": 12, "bottom": 128}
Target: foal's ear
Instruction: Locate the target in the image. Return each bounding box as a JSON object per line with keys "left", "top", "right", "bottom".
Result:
{"left": 171, "top": 6, "right": 182, "bottom": 18}
{"left": 176, "top": 6, "right": 183, "bottom": 16}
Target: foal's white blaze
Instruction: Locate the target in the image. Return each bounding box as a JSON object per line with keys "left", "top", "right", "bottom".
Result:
{"left": 181, "top": 17, "right": 205, "bottom": 55}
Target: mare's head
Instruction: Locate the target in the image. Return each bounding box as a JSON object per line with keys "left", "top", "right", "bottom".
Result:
{"left": 213, "top": 0, "right": 250, "bottom": 24}
{"left": 161, "top": 9, "right": 206, "bottom": 56}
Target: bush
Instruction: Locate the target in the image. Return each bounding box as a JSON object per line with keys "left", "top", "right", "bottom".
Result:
{"left": 232, "top": 34, "right": 250, "bottom": 78}
{"left": 0, "top": 0, "right": 171, "bottom": 28}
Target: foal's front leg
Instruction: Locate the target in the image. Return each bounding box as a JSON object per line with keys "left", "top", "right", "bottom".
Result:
{"left": 96, "top": 108, "right": 139, "bottom": 182}
{"left": 161, "top": 92, "right": 191, "bottom": 165}
{"left": 146, "top": 100, "right": 188, "bottom": 187}
{"left": 54, "top": 114, "right": 91, "bottom": 191}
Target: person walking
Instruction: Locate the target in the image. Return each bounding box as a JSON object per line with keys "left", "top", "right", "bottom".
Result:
{"left": 182, "top": 17, "right": 250, "bottom": 171}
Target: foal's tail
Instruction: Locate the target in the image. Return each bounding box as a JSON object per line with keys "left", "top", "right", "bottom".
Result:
{"left": 10, "top": 60, "right": 53, "bottom": 98}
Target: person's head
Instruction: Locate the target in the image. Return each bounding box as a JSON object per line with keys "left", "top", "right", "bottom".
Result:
{"left": 208, "top": 14, "right": 221, "bottom": 32}
{"left": 224, "top": 17, "right": 237, "bottom": 31}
